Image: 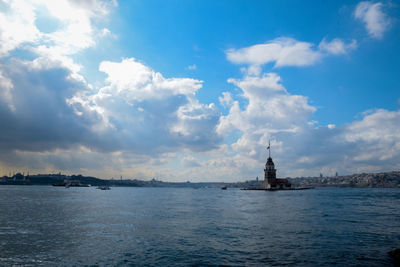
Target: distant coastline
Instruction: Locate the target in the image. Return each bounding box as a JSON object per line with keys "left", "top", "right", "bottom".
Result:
{"left": 1, "top": 171, "right": 400, "bottom": 188}
{"left": 288, "top": 171, "right": 400, "bottom": 188}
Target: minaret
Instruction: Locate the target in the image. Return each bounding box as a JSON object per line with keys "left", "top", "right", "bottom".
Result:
{"left": 263, "top": 140, "right": 277, "bottom": 188}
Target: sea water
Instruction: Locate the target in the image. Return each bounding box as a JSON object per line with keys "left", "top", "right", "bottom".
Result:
{"left": 0, "top": 186, "right": 399, "bottom": 266}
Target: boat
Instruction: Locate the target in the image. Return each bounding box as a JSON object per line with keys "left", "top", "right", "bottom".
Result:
{"left": 221, "top": 186, "right": 227, "bottom": 190}
{"left": 97, "top": 185, "right": 111, "bottom": 190}
{"left": 53, "top": 180, "right": 90, "bottom": 187}
{"left": 52, "top": 182, "right": 67, "bottom": 186}
{"left": 67, "top": 180, "right": 91, "bottom": 187}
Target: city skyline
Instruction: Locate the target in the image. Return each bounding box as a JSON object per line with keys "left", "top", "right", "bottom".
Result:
{"left": 0, "top": 0, "right": 399, "bottom": 181}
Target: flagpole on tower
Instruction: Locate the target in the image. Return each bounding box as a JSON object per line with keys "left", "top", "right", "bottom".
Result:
{"left": 267, "top": 140, "right": 271, "bottom": 158}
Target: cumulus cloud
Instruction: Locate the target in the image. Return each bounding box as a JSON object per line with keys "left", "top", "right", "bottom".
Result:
{"left": 0, "top": 1, "right": 236, "bottom": 180}
{"left": 1, "top": 58, "right": 221, "bottom": 153}
{"left": 217, "top": 73, "right": 315, "bottom": 137}
{"left": 0, "top": 0, "right": 117, "bottom": 81}
{"left": 344, "top": 109, "right": 400, "bottom": 161}
{"left": 354, "top": 1, "right": 391, "bottom": 39}
{"left": 98, "top": 58, "right": 202, "bottom": 101}
{"left": 226, "top": 37, "right": 357, "bottom": 69}
{"left": 215, "top": 71, "right": 400, "bottom": 179}
{"left": 0, "top": 0, "right": 115, "bottom": 55}
{"left": 0, "top": 0, "right": 40, "bottom": 56}
{"left": 216, "top": 72, "right": 316, "bottom": 169}
{"left": 0, "top": 56, "right": 222, "bottom": 178}
{"left": 0, "top": 58, "right": 97, "bottom": 153}
{"left": 0, "top": 1, "right": 398, "bottom": 181}
{"left": 68, "top": 58, "right": 221, "bottom": 154}
{"left": 0, "top": 0, "right": 117, "bottom": 151}
{"left": 0, "top": 1, "right": 222, "bottom": 178}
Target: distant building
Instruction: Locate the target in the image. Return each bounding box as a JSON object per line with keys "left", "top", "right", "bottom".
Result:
{"left": 262, "top": 141, "right": 291, "bottom": 190}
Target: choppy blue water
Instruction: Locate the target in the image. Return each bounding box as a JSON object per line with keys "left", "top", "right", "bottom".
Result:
{"left": 0, "top": 186, "right": 399, "bottom": 266}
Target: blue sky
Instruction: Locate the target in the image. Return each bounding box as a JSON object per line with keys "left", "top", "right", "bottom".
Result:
{"left": 0, "top": 0, "right": 399, "bottom": 181}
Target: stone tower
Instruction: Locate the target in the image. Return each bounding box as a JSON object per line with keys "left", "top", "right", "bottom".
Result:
{"left": 260, "top": 141, "right": 291, "bottom": 190}
{"left": 264, "top": 156, "right": 277, "bottom": 184}
{"left": 262, "top": 141, "right": 277, "bottom": 189}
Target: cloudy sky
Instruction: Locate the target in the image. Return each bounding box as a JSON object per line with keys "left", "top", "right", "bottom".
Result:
{"left": 0, "top": 0, "right": 399, "bottom": 181}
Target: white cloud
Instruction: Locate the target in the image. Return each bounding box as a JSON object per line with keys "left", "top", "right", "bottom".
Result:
{"left": 217, "top": 72, "right": 315, "bottom": 136}
{"left": 0, "top": 0, "right": 40, "bottom": 56}
{"left": 1, "top": 55, "right": 399, "bottom": 181}
{"left": 0, "top": 58, "right": 97, "bottom": 153}
{"left": 227, "top": 72, "right": 286, "bottom": 98}
{"left": 0, "top": 1, "right": 222, "bottom": 179}
{"left": 0, "top": 55, "right": 222, "bottom": 179}
{"left": 187, "top": 64, "right": 197, "bottom": 70}
{"left": 0, "top": 1, "right": 398, "bottom": 181}
{"left": 68, "top": 58, "right": 221, "bottom": 153}
{"left": 318, "top": 38, "right": 357, "bottom": 55}
{"left": 219, "top": 92, "right": 233, "bottom": 108}
{"left": 226, "top": 37, "right": 358, "bottom": 69}
{"left": 0, "top": 0, "right": 116, "bottom": 120}
{"left": 0, "top": 0, "right": 116, "bottom": 69}
{"left": 354, "top": 1, "right": 391, "bottom": 39}
{"left": 98, "top": 58, "right": 202, "bottom": 101}
{"left": 216, "top": 72, "right": 316, "bottom": 171}
{"left": 336, "top": 109, "right": 400, "bottom": 167}
{"left": 213, "top": 69, "right": 400, "bottom": 179}
{"left": 345, "top": 109, "right": 400, "bottom": 144}
{"left": 226, "top": 37, "right": 322, "bottom": 68}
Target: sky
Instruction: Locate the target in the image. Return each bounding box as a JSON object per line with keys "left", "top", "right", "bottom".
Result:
{"left": 0, "top": 0, "right": 399, "bottom": 181}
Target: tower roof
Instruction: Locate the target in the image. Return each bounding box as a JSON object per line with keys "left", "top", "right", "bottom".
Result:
{"left": 266, "top": 156, "right": 274, "bottom": 166}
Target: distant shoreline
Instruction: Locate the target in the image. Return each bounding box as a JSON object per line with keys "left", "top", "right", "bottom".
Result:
{"left": 1, "top": 171, "right": 399, "bottom": 188}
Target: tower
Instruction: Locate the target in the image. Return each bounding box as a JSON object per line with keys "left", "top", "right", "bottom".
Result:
{"left": 263, "top": 140, "right": 277, "bottom": 189}
{"left": 264, "top": 157, "right": 277, "bottom": 184}
{"left": 260, "top": 140, "right": 292, "bottom": 190}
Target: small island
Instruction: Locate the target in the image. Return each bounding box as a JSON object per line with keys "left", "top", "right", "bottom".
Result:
{"left": 242, "top": 141, "right": 312, "bottom": 191}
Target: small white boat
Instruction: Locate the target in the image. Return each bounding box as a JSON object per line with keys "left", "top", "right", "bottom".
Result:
{"left": 96, "top": 186, "right": 111, "bottom": 190}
